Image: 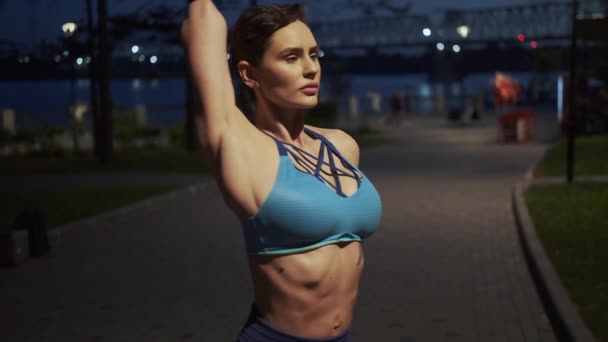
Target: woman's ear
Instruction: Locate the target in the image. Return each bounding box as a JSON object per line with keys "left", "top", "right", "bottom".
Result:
{"left": 237, "top": 61, "right": 259, "bottom": 89}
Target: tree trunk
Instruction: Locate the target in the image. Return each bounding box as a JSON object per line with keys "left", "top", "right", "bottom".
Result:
{"left": 86, "top": 0, "right": 101, "bottom": 160}
{"left": 185, "top": 70, "right": 197, "bottom": 151}
{"left": 98, "top": 0, "right": 113, "bottom": 162}
{"left": 184, "top": 0, "right": 198, "bottom": 152}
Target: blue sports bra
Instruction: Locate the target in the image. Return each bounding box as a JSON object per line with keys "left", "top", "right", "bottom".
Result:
{"left": 242, "top": 127, "right": 382, "bottom": 256}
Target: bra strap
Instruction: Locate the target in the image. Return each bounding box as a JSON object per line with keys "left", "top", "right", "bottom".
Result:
{"left": 304, "top": 128, "right": 356, "bottom": 169}
{"left": 325, "top": 143, "right": 343, "bottom": 195}
{"left": 304, "top": 127, "right": 361, "bottom": 182}
{"left": 260, "top": 128, "right": 361, "bottom": 196}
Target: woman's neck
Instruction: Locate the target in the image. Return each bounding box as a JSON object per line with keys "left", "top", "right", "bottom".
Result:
{"left": 253, "top": 100, "right": 308, "bottom": 145}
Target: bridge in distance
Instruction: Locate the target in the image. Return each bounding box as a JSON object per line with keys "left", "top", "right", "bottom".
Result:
{"left": 308, "top": 1, "right": 604, "bottom": 53}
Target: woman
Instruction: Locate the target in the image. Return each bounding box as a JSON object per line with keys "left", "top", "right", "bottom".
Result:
{"left": 182, "top": 2, "right": 382, "bottom": 341}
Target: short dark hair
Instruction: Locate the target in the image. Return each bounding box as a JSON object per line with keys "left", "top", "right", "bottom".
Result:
{"left": 229, "top": 4, "right": 307, "bottom": 67}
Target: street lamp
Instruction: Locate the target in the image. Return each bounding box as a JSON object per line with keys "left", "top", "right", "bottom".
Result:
{"left": 62, "top": 22, "right": 78, "bottom": 37}
{"left": 62, "top": 22, "right": 78, "bottom": 119}
{"left": 456, "top": 25, "right": 470, "bottom": 39}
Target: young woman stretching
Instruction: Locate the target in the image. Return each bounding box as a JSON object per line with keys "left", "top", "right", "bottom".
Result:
{"left": 182, "top": 2, "right": 382, "bottom": 341}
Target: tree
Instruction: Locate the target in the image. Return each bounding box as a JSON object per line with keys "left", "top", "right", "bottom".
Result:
{"left": 86, "top": 0, "right": 101, "bottom": 161}
{"left": 109, "top": 4, "right": 198, "bottom": 151}
{"left": 97, "top": 0, "right": 113, "bottom": 162}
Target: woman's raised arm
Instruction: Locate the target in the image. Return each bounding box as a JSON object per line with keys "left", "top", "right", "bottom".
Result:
{"left": 182, "top": 0, "right": 243, "bottom": 159}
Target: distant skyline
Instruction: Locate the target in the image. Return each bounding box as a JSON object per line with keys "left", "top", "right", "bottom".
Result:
{"left": 0, "top": 0, "right": 533, "bottom": 49}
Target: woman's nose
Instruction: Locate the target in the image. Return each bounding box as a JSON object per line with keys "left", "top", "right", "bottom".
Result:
{"left": 303, "top": 58, "right": 318, "bottom": 79}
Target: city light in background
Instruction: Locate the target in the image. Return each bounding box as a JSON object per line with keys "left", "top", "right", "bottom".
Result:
{"left": 61, "top": 22, "right": 77, "bottom": 37}
{"left": 4, "top": 1, "right": 601, "bottom": 69}
{"left": 456, "top": 25, "right": 470, "bottom": 39}
{"left": 518, "top": 33, "right": 526, "bottom": 42}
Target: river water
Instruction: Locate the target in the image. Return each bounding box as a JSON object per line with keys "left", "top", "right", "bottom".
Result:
{"left": 0, "top": 71, "right": 559, "bottom": 129}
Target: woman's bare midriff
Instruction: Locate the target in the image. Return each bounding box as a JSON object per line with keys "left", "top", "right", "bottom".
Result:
{"left": 247, "top": 240, "right": 364, "bottom": 339}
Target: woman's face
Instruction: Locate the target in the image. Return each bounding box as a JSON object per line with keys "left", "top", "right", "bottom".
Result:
{"left": 253, "top": 20, "right": 321, "bottom": 110}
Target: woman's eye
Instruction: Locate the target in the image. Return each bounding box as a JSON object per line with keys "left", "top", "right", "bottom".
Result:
{"left": 310, "top": 53, "right": 318, "bottom": 60}
{"left": 285, "top": 56, "right": 298, "bottom": 62}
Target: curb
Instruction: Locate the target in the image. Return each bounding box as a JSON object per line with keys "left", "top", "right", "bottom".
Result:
{"left": 530, "top": 176, "right": 608, "bottom": 185}
{"left": 47, "top": 180, "right": 214, "bottom": 247}
{"left": 512, "top": 170, "right": 596, "bottom": 342}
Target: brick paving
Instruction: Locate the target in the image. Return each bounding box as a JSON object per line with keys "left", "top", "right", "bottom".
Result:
{"left": 0, "top": 113, "right": 559, "bottom": 341}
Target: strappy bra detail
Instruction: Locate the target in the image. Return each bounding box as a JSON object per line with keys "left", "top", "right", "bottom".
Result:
{"left": 241, "top": 127, "right": 382, "bottom": 256}
{"left": 265, "top": 127, "right": 361, "bottom": 197}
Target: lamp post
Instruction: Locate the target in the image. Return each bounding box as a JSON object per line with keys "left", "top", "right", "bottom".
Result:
{"left": 451, "top": 25, "right": 469, "bottom": 118}
{"left": 567, "top": 0, "right": 579, "bottom": 183}
{"left": 62, "top": 22, "right": 78, "bottom": 113}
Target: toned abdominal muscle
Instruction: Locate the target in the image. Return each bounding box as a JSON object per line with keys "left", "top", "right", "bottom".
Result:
{"left": 247, "top": 241, "right": 363, "bottom": 337}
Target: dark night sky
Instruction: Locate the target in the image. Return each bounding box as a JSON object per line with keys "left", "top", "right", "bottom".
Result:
{"left": 0, "top": 0, "right": 529, "bottom": 48}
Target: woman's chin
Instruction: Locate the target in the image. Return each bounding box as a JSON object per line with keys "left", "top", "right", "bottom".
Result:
{"left": 294, "top": 98, "right": 319, "bottom": 109}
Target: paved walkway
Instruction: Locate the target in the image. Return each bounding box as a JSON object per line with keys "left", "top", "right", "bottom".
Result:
{"left": 1, "top": 113, "right": 560, "bottom": 341}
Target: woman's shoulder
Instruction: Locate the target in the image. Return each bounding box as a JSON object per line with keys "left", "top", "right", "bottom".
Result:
{"left": 305, "top": 125, "right": 360, "bottom": 166}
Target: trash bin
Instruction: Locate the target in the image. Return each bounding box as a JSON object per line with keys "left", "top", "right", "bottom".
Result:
{"left": 497, "top": 109, "right": 535, "bottom": 142}
{"left": 0, "top": 225, "right": 29, "bottom": 266}
{"left": 14, "top": 208, "right": 50, "bottom": 258}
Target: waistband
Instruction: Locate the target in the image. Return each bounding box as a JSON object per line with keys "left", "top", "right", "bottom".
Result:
{"left": 237, "top": 303, "right": 352, "bottom": 342}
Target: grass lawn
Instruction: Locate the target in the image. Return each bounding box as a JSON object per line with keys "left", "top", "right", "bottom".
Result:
{"left": 526, "top": 182, "right": 608, "bottom": 341}
{"left": 534, "top": 134, "right": 608, "bottom": 177}
{"left": 0, "top": 148, "right": 209, "bottom": 176}
{"left": 1, "top": 187, "right": 177, "bottom": 229}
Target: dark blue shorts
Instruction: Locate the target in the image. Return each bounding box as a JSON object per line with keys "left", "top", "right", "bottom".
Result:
{"left": 237, "top": 304, "right": 353, "bottom": 342}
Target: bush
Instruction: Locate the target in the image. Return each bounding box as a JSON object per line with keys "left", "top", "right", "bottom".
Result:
{"left": 27, "top": 125, "right": 64, "bottom": 157}
{"left": 0, "top": 128, "right": 12, "bottom": 147}
{"left": 169, "top": 122, "right": 186, "bottom": 149}
{"left": 114, "top": 110, "right": 139, "bottom": 149}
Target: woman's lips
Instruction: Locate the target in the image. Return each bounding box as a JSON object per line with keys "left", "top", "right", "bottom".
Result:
{"left": 301, "top": 87, "right": 318, "bottom": 95}
{"left": 300, "top": 83, "right": 319, "bottom": 95}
